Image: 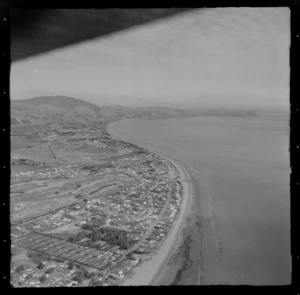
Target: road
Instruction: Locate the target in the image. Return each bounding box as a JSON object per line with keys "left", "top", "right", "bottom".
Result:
{"left": 128, "top": 179, "right": 173, "bottom": 253}
{"left": 149, "top": 160, "right": 193, "bottom": 285}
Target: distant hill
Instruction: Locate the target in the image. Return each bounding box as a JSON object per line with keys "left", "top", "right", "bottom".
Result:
{"left": 11, "top": 95, "right": 258, "bottom": 125}
{"left": 63, "top": 106, "right": 98, "bottom": 123}
{"left": 13, "top": 96, "right": 100, "bottom": 113}
{"left": 11, "top": 96, "right": 101, "bottom": 125}
{"left": 98, "top": 104, "right": 128, "bottom": 119}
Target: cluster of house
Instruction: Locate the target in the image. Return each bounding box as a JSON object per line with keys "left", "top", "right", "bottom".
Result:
{"left": 18, "top": 210, "right": 78, "bottom": 233}
{"left": 10, "top": 255, "right": 109, "bottom": 287}
{"left": 13, "top": 231, "right": 123, "bottom": 272}
{"left": 12, "top": 164, "right": 90, "bottom": 180}
{"left": 11, "top": 122, "right": 186, "bottom": 286}
{"left": 10, "top": 258, "right": 81, "bottom": 287}
{"left": 42, "top": 123, "right": 135, "bottom": 156}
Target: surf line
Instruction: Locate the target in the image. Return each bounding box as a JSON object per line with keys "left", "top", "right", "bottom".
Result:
{"left": 203, "top": 182, "right": 216, "bottom": 230}
{"left": 202, "top": 182, "right": 223, "bottom": 266}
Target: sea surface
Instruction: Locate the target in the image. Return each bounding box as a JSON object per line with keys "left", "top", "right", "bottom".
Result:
{"left": 109, "top": 112, "right": 290, "bottom": 285}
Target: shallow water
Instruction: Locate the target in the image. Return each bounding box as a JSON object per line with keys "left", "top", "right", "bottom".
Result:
{"left": 109, "top": 113, "right": 290, "bottom": 285}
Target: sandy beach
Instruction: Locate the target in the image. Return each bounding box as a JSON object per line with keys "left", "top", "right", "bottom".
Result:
{"left": 123, "top": 157, "right": 194, "bottom": 285}
{"left": 149, "top": 157, "right": 196, "bottom": 285}
{"left": 107, "top": 122, "right": 196, "bottom": 286}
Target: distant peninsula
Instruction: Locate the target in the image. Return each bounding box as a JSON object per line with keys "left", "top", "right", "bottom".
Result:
{"left": 11, "top": 95, "right": 258, "bottom": 126}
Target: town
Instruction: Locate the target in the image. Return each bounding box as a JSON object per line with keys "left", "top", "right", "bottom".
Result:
{"left": 10, "top": 121, "right": 184, "bottom": 287}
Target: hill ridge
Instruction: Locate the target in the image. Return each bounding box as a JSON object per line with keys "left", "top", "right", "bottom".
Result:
{"left": 11, "top": 95, "right": 258, "bottom": 125}
{"left": 13, "top": 95, "right": 100, "bottom": 113}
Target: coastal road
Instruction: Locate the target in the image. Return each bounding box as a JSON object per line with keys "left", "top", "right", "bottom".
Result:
{"left": 122, "top": 157, "right": 193, "bottom": 286}
{"left": 149, "top": 160, "right": 193, "bottom": 285}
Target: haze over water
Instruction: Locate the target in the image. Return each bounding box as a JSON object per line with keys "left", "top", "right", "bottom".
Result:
{"left": 109, "top": 112, "right": 290, "bottom": 285}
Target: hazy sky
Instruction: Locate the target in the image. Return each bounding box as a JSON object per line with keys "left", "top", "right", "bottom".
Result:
{"left": 11, "top": 8, "right": 290, "bottom": 108}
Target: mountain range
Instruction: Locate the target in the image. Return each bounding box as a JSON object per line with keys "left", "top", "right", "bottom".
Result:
{"left": 11, "top": 95, "right": 258, "bottom": 125}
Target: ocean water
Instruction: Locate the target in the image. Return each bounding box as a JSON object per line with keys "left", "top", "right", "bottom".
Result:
{"left": 109, "top": 112, "right": 290, "bottom": 285}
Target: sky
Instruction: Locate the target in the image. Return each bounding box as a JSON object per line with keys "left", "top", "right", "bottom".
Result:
{"left": 11, "top": 7, "right": 290, "bottom": 109}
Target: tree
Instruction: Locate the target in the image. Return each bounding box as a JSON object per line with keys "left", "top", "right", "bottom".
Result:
{"left": 119, "top": 240, "right": 129, "bottom": 250}
{"left": 89, "top": 280, "right": 102, "bottom": 287}
{"left": 89, "top": 279, "right": 102, "bottom": 286}
{"left": 92, "top": 231, "right": 102, "bottom": 242}
{"left": 68, "top": 236, "right": 75, "bottom": 243}
{"left": 16, "top": 265, "right": 25, "bottom": 273}
{"left": 39, "top": 275, "right": 47, "bottom": 283}
{"left": 25, "top": 274, "right": 33, "bottom": 280}
{"left": 82, "top": 224, "right": 93, "bottom": 231}
{"left": 45, "top": 267, "right": 55, "bottom": 274}
{"left": 37, "top": 262, "right": 44, "bottom": 269}
{"left": 27, "top": 250, "right": 47, "bottom": 264}
{"left": 53, "top": 257, "right": 64, "bottom": 263}
{"left": 67, "top": 261, "right": 74, "bottom": 270}
{"left": 96, "top": 244, "right": 102, "bottom": 250}
{"left": 86, "top": 240, "right": 94, "bottom": 248}
{"left": 73, "top": 275, "right": 83, "bottom": 284}
{"left": 84, "top": 271, "right": 95, "bottom": 279}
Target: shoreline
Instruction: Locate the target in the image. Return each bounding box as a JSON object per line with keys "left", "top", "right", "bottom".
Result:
{"left": 107, "top": 120, "right": 196, "bottom": 285}
{"left": 149, "top": 158, "right": 195, "bottom": 285}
